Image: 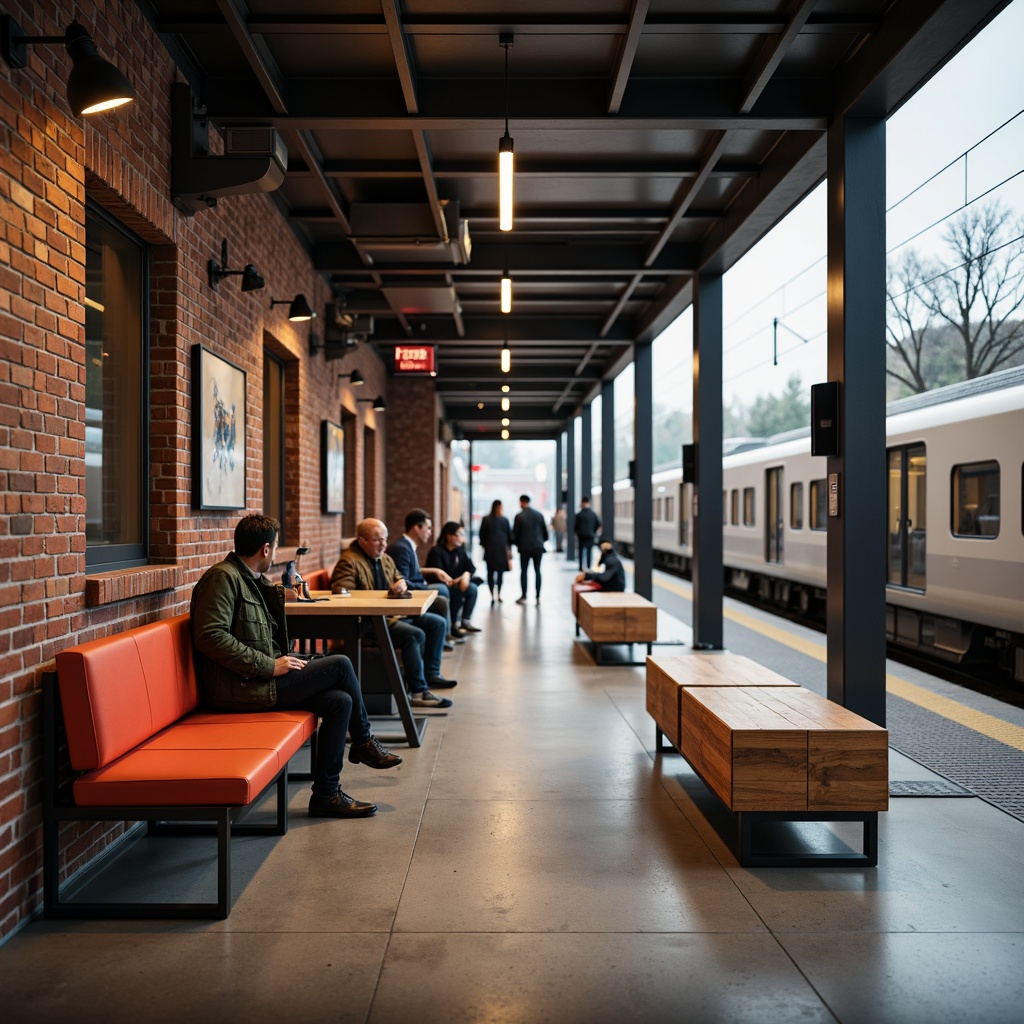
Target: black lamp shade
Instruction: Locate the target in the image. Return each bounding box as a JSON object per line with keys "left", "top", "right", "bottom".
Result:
{"left": 288, "top": 294, "right": 314, "bottom": 321}
{"left": 241, "top": 265, "right": 265, "bottom": 292}
{"left": 372, "top": 395, "right": 386, "bottom": 412}
{"left": 350, "top": 369, "right": 365, "bottom": 386}
{"left": 64, "top": 23, "right": 134, "bottom": 116}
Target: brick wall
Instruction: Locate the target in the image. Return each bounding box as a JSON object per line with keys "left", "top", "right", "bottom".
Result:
{"left": 0, "top": 0, "right": 448, "bottom": 939}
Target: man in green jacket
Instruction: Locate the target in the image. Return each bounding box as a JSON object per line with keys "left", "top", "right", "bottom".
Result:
{"left": 191, "top": 513, "right": 400, "bottom": 818}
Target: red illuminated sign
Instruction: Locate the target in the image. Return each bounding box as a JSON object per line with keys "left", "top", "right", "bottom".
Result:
{"left": 394, "top": 345, "right": 436, "bottom": 375}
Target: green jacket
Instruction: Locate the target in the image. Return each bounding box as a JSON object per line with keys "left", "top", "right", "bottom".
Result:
{"left": 190, "top": 551, "right": 288, "bottom": 711}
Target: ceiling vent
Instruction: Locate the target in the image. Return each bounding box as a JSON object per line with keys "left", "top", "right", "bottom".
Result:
{"left": 349, "top": 202, "right": 471, "bottom": 265}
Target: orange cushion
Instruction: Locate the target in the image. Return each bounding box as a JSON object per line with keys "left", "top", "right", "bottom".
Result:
{"left": 304, "top": 567, "right": 331, "bottom": 591}
{"left": 56, "top": 615, "right": 199, "bottom": 770}
{"left": 71, "top": 713, "right": 314, "bottom": 807}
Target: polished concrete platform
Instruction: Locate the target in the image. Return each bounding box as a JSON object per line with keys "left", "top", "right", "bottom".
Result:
{"left": 2, "top": 560, "right": 1023, "bottom": 1023}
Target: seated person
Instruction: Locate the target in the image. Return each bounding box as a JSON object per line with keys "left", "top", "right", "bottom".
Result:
{"left": 386, "top": 508, "right": 464, "bottom": 644}
{"left": 574, "top": 537, "right": 626, "bottom": 592}
{"left": 191, "top": 513, "right": 400, "bottom": 820}
{"left": 331, "top": 518, "right": 456, "bottom": 706}
{"left": 426, "top": 522, "right": 480, "bottom": 633}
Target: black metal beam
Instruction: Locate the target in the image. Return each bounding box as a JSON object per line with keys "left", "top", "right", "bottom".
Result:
{"left": 608, "top": 0, "right": 650, "bottom": 114}
{"left": 288, "top": 159, "right": 760, "bottom": 179}
{"left": 366, "top": 317, "right": 637, "bottom": 344}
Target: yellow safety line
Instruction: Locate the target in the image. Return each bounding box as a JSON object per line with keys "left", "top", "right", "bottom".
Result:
{"left": 648, "top": 572, "right": 1024, "bottom": 752}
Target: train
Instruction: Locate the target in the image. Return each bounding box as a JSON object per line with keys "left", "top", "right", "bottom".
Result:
{"left": 594, "top": 366, "right": 1024, "bottom": 684}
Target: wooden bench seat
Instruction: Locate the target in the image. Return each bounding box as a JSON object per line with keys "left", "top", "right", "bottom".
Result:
{"left": 45, "top": 614, "right": 317, "bottom": 919}
{"left": 646, "top": 652, "right": 888, "bottom": 867}
{"left": 576, "top": 591, "right": 657, "bottom": 664}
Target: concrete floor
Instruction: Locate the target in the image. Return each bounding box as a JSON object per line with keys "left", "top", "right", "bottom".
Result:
{"left": 3, "top": 560, "right": 1024, "bottom": 1023}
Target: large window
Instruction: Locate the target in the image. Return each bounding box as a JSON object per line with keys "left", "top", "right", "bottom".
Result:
{"left": 953, "top": 461, "right": 1000, "bottom": 537}
{"left": 263, "top": 351, "right": 286, "bottom": 538}
{"left": 85, "top": 206, "right": 147, "bottom": 568}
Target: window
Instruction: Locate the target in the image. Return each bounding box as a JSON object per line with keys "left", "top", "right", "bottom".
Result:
{"left": 655, "top": 497, "right": 662, "bottom": 520}
{"left": 743, "top": 487, "right": 755, "bottom": 526}
{"left": 790, "top": 482, "right": 803, "bottom": 529}
{"left": 85, "top": 205, "right": 148, "bottom": 569}
{"left": 722, "top": 491, "right": 727, "bottom": 525}
{"left": 810, "top": 479, "right": 827, "bottom": 530}
{"left": 665, "top": 496, "right": 674, "bottom": 522}
{"left": 263, "top": 352, "right": 286, "bottom": 539}
{"left": 953, "top": 461, "right": 1000, "bottom": 537}
{"left": 730, "top": 489, "right": 739, "bottom": 525}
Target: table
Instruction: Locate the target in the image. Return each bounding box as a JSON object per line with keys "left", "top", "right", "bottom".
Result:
{"left": 286, "top": 589, "right": 437, "bottom": 746}
{"left": 576, "top": 591, "right": 658, "bottom": 664}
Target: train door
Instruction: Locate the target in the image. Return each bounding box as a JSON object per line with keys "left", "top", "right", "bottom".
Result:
{"left": 766, "top": 467, "right": 783, "bottom": 563}
{"left": 887, "top": 443, "right": 926, "bottom": 589}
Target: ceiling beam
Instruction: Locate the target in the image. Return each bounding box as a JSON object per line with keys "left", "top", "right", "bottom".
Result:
{"left": 608, "top": 0, "right": 649, "bottom": 115}
{"left": 739, "top": 0, "right": 818, "bottom": 114}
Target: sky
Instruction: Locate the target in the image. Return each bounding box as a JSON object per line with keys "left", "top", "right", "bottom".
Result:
{"left": 650, "top": 0, "right": 1024, "bottom": 411}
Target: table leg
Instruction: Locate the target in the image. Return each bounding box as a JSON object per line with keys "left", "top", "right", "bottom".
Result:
{"left": 368, "top": 615, "right": 425, "bottom": 747}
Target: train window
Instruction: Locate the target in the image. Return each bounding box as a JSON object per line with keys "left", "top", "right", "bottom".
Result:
{"left": 730, "top": 489, "right": 739, "bottom": 525}
{"left": 810, "top": 479, "right": 827, "bottom": 530}
{"left": 790, "top": 482, "right": 803, "bottom": 529}
{"left": 743, "top": 487, "right": 755, "bottom": 526}
{"left": 665, "top": 496, "right": 674, "bottom": 521}
{"left": 722, "top": 491, "right": 727, "bottom": 524}
{"left": 952, "top": 461, "right": 1000, "bottom": 538}
{"left": 656, "top": 497, "right": 662, "bottom": 520}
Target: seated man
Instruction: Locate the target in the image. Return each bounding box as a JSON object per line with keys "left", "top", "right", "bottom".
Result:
{"left": 426, "top": 522, "right": 481, "bottom": 633}
{"left": 191, "top": 513, "right": 400, "bottom": 820}
{"left": 332, "top": 518, "right": 456, "bottom": 706}
{"left": 386, "top": 508, "right": 464, "bottom": 643}
{"left": 574, "top": 537, "right": 626, "bottom": 592}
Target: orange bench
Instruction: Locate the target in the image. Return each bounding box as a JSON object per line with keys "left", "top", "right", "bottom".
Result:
{"left": 43, "top": 614, "right": 316, "bottom": 919}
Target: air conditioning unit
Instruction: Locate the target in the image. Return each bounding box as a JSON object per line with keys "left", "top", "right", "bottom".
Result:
{"left": 349, "top": 202, "right": 471, "bottom": 265}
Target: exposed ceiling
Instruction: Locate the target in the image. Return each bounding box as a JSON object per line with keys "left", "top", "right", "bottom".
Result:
{"left": 141, "top": 0, "right": 1008, "bottom": 439}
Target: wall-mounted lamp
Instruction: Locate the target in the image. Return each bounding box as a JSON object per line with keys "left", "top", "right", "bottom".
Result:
{"left": 1, "top": 16, "right": 135, "bottom": 116}
{"left": 498, "top": 34, "right": 515, "bottom": 232}
{"left": 358, "top": 395, "right": 387, "bottom": 412}
{"left": 208, "top": 239, "right": 264, "bottom": 292}
{"left": 500, "top": 346, "right": 511, "bottom": 373}
{"left": 339, "top": 369, "right": 365, "bottom": 386}
{"left": 271, "top": 294, "right": 315, "bottom": 321}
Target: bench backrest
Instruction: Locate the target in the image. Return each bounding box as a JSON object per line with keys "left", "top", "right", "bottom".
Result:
{"left": 304, "top": 567, "right": 331, "bottom": 591}
{"left": 55, "top": 614, "right": 200, "bottom": 771}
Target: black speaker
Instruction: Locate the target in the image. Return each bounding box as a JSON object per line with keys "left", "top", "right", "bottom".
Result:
{"left": 628, "top": 459, "right": 636, "bottom": 485}
{"left": 811, "top": 382, "right": 840, "bottom": 457}
{"left": 682, "top": 443, "right": 696, "bottom": 483}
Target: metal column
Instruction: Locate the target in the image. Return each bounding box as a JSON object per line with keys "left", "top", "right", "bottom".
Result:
{"left": 601, "top": 378, "right": 615, "bottom": 542}
{"left": 692, "top": 272, "right": 724, "bottom": 649}
{"left": 468, "top": 440, "right": 474, "bottom": 544}
{"left": 580, "top": 403, "right": 593, "bottom": 503}
{"left": 566, "top": 417, "right": 577, "bottom": 563}
{"left": 633, "top": 342, "right": 653, "bottom": 599}
{"left": 826, "top": 114, "right": 887, "bottom": 727}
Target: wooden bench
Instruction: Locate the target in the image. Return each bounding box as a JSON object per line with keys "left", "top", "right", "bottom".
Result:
{"left": 646, "top": 652, "right": 888, "bottom": 867}
{"left": 576, "top": 591, "right": 658, "bottom": 664}
{"left": 44, "top": 614, "right": 317, "bottom": 919}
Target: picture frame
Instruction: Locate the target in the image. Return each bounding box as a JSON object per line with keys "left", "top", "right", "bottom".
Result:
{"left": 321, "top": 419, "right": 345, "bottom": 514}
{"left": 191, "top": 345, "right": 247, "bottom": 510}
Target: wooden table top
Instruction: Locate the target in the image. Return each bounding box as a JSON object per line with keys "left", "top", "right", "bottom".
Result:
{"left": 647, "top": 652, "right": 799, "bottom": 688}
{"left": 284, "top": 589, "right": 436, "bottom": 617}
{"left": 578, "top": 591, "right": 655, "bottom": 609}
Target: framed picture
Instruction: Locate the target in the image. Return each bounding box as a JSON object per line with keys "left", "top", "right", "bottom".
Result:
{"left": 321, "top": 420, "right": 345, "bottom": 514}
{"left": 192, "top": 345, "right": 247, "bottom": 510}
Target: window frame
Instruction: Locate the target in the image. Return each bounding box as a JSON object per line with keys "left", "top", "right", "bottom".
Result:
{"left": 951, "top": 459, "right": 1000, "bottom": 539}
{"left": 809, "top": 478, "right": 828, "bottom": 531}
{"left": 84, "top": 202, "right": 150, "bottom": 571}
{"left": 790, "top": 481, "right": 803, "bottom": 530}
{"left": 742, "top": 486, "right": 756, "bottom": 527}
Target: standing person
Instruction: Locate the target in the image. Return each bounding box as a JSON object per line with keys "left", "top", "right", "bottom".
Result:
{"left": 511, "top": 493, "right": 548, "bottom": 605}
{"left": 574, "top": 496, "right": 601, "bottom": 571}
{"left": 426, "top": 522, "right": 481, "bottom": 632}
{"left": 190, "top": 514, "right": 401, "bottom": 820}
{"left": 479, "top": 499, "right": 513, "bottom": 604}
{"left": 551, "top": 505, "right": 568, "bottom": 553}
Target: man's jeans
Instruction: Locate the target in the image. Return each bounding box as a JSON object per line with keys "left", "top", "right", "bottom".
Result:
{"left": 449, "top": 581, "right": 479, "bottom": 624}
{"left": 273, "top": 654, "right": 370, "bottom": 797}
{"left": 389, "top": 610, "right": 447, "bottom": 689}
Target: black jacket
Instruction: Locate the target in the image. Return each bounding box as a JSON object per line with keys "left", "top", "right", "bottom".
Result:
{"left": 574, "top": 507, "right": 600, "bottom": 540}
{"left": 478, "top": 514, "right": 513, "bottom": 570}
{"left": 582, "top": 548, "right": 626, "bottom": 592}
{"left": 512, "top": 505, "right": 548, "bottom": 553}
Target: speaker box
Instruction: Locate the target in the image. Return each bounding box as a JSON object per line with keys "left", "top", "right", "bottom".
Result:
{"left": 811, "top": 382, "right": 840, "bottom": 457}
{"left": 682, "top": 443, "right": 696, "bottom": 483}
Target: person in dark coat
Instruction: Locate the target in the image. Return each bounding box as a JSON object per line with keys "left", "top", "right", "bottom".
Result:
{"left": 479, "top": 499, "right": 513, "bottom": 603}
{"left": 575, "top": 538, "right": 625, "bottom": 592}
{"left": 426, "top": 522, "right": 481, "bottom": 631}
{"left": 574, "top": 496, "right": 601, "bottom": 571}
{"left": 511, "top": 493, "right": 549, "bottom": 604}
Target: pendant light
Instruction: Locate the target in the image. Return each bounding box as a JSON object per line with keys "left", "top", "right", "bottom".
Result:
{"left": 500, "top": 346, "right": 511, "bottom": 373}
{"left": 498, "top": 34, "right": 515, "bottom": 232}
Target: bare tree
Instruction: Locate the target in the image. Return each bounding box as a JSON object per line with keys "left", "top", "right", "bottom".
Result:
{"left": 918, "top": 200, "right": 1024, "bottom": 380}
{"left": 886, "top": 248, "right": 934, "bottom": 393}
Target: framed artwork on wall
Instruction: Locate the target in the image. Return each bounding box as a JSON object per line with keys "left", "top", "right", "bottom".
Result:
{"left": 321, "top": 420, "right": 345, "bottom": 514}
{"left": 192, "top": 345, "right": 247, "bottom": 510}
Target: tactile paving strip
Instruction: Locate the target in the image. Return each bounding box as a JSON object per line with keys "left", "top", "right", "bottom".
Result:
{"left": 888, "top": 693, "right": 1024, "bottom": 822}
{"left": 889, "top": 780, "right": 974, "bottom": 797}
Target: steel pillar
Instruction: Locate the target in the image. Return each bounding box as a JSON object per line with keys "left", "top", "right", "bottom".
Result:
{"left": 826, "top": 114, "right": 887, "bottom": 727}
{"left": 692, "top": 272, "right": 724, "bottom": 649}
{"left": 566, "top": 417, "right": 577, "bottom": 562}
{"left": 581, "top": 403, "right": 593, "bottom": 503}
{"left": 633, "top": 342, "right": 653, "bottom": 599}
{"left": 601, "top": 378, "right": 615, "bottom": 542}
